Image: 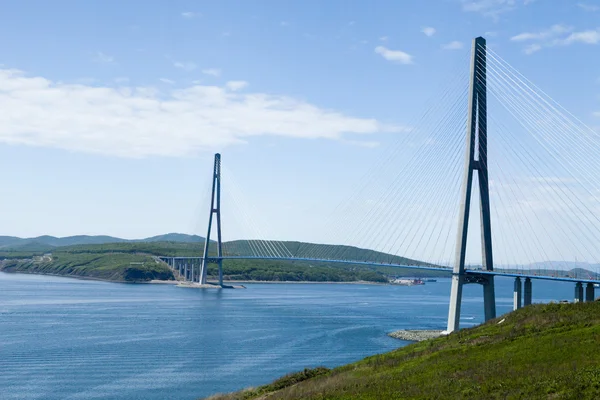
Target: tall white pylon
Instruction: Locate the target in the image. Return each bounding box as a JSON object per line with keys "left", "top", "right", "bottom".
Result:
{"left": 447, "top": 37, "right": 496, "bottom": 333}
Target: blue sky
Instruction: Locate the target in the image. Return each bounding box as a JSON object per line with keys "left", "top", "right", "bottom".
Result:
{"left": 0, "top": 0, "right": 599, "bottom": 265}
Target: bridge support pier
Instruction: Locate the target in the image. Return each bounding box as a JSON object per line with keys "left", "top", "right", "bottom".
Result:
{"left": 524, "top": 277, "right": 532, "bottom": 306}
{"left": 586, "top": 283, "right": 595, "bottom": 302}
{"left": 200, "top": 153, "right": 224, "bottom": 286}
{"left": 483, "top": 280, "right": 496, "bottom": 321}
{"left": 446, "top": 37, "right": 495, "bottom": 333}
{"left": 447, "top": 275, "right": 464, "bottom": 332}
{"left": 575, "top": 282, "right": 584, "bottom": 303}
{"left": 513, "top": 277, "right": 522, "bottom": 311}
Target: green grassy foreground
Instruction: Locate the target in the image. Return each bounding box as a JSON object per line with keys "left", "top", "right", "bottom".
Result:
{"left": 207, "top": 301, "right": 600, "bottom": 400}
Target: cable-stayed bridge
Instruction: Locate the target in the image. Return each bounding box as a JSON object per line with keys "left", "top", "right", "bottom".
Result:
{"left": 159, "top": 37, "right": 600, "bottom": 332}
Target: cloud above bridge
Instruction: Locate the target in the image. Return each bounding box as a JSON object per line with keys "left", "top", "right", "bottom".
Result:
{"left": 0, "top": 68, "right": 402, "bottom": 158}
{"left": 511, "top": 24, "right": 600, "bottom": 54}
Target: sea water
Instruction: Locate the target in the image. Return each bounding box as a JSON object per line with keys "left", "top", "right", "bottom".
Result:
{"left": 0, "top": 272, "right": 576, "bottom": 399}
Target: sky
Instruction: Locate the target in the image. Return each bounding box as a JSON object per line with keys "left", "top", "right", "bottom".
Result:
{"left": 1, "top": 0, "right": 600, "bottom": 265}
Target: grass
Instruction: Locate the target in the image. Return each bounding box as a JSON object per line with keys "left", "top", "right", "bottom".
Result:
{"left": 0, "top": 252, "right": 174, "bottom": 282}
{"left": 206, "top": 301, "right": 600, "bottom": 399}
{"left": 206, "top": 368, "right": 332, "bottom": 400}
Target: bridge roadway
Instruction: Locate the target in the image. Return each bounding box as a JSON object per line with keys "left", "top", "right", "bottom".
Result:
{"left": 161, "top": 255, "right": 598, "bottom": 314}
{"left": 159, "top": 255, "right": 600, "bottom": 285}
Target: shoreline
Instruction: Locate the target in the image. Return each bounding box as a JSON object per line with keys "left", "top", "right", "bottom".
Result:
{"left": 223, "top": 280, "right": 390, "bottom": 285}
{"left": 0, "top": 269, "right": 177, "bottom": 285}
{"left": 388, "top": 330, "right": 445, "bottom": 342}
{"left": 0, "top": 271, "right": 389, "bottom": 285}
{"left": 176, "top": 281, "right": 246, "bottom": 289}
{"left": 1, "top": 270, "right": 445, "bottom": 286}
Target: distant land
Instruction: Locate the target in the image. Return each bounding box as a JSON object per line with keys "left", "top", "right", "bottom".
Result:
{"left": 0, "top": 233, "right": 205, "bottom": 251}
{"left": 0, "top": 234, "right": 598, "bottom": 283}
{"left": 0, "top": 234, "right": 447, "bottom": 283}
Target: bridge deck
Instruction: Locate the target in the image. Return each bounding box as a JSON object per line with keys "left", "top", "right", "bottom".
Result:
{"left": 159, "top": 256, "right": 600, "bottom": 285}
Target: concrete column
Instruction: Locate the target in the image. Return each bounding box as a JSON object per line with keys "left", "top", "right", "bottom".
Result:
{"left": 184, "top": 262, "right": 189, "bottom": 281}
{"left": 172, "top": 257, "right": 175, "bottom": 269}
{"left": 513, "top": 277, "right": 522, "bottom": 310}
{"left": 586, "top": 283, "right": 595, "bottom": 302}
{"left": 483, "top": 280, "right": 496, "bottom": 321}
{"left": 524, "top": 278, "right": 532, "bottom": 306}
{"left": 446, "top": 274, "right": 464, "bottom": 333}
{"left": 575, "top": 282, "right": 584, "bottom": 303}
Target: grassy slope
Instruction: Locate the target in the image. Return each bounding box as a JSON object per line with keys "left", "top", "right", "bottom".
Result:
{"left": 1, "top": 252, "right": 174, "bottom": 282}
{"left": 209, "top": 302, "right": 600, "bottom": 400}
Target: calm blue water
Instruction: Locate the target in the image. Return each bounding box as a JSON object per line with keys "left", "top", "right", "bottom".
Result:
{"left": 0, "top": 272, "right": 577, "bottom": 399}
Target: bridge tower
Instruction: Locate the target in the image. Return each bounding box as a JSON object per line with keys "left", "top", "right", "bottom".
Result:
{"left": 199, "top": 153, "right": 224, "bottom": 286}
{"left": 447, "top": 37, "right": 496, "bottom": 332}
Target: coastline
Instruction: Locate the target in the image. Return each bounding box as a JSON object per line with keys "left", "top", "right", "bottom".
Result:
{"left": 223, "top": 279, "right": 390, "bottom": 285}
{"left": 0, "top": 270, "right": 392, "bottom": 286}
{"left": 0, "top": 269, "right": 177, "bottom": 285}
{"left": 388, "top": 329, "right": 444, "bottom": 342}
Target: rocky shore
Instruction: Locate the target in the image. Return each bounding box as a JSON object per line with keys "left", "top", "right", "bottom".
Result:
{"left": 176, "top": 282, "right": 246, "bottom": 289}
{"left": 388, "top": 329, "right": 444, "bottom": 342}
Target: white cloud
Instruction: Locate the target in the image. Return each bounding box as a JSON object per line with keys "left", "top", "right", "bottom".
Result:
{"left": 93, "top": 52, "right": 115, "bottom": 64}
{"left": 560, "top": 29, "right": 600, "bottom": 45}
{"left": 442, "top": 41, "right": 464, "bottom": 50}
{"left": 421, "top": 27, "right": 436, "bottom": 37}
{"left": 181, "top": 11, "right": 200, "bottom": 19}
{"left": 379, "top": 36, "right": 388, "bottom": 41}
{"left": 225, "top": 80, "right": 248, "bottom": 91}
{"left": 374, "top": 46, "right": 413, "bottom": 64}
{"left": 461, "top": 0, "right": 534, "bottom": 19}
{"left": 202, "top": 68, "right": 221, "bottom": 77}
{"left": 114, "top": 77, "right": 129, "bottom": 84}
{"left": 173, "top": 61, "right": 197, "bottom": 71}
{"left": 159, "top": 78, "right": 175, "bottom": 84}
{"left": 0, "top": 68, "right": 402, "bottom": 158}
{"left": 511, "top": 24, "right": 571, "bottom": 41}
{"left": 524, "top": 43, "right": 542, "bottom": 54}
{"left": 578, "top": 3, "right": 600, "bottom": 12}
{"left": 511, "top": 25, "right": 600, "bottom": 53}
{"left": 594, "top": 111, "right": 600, "bottom": 117}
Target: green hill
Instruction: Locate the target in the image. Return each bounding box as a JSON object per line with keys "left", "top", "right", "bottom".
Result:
{"left": 208, "top": 301, "right": 600, "bottom": 399}
{"left": 0, "top": 239, "right": 449, "bottom": 283}
{"left": 0, "top": 233, "right": 205, "bottom": 249}
{"left": 223, "top": 240, "right": 431, "bottom": 266}
{"left": 139, "top": 233, "right": 205, "bottom": 243}
{"left": 1, "top": 252, "right": 174, "bottom": 282}
{"left": 0, "top": 236, "right": 28, "bottom": 248}
{"left": 3, "top": 240, "right": 56, "bottom": 253}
